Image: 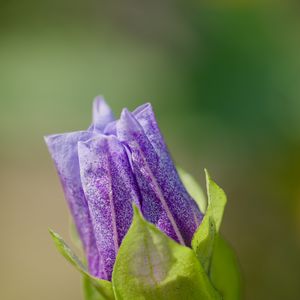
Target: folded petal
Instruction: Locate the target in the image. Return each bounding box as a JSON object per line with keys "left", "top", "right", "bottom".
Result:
{"left": 91, "top": 96, "right": 115, "bottom": 132}
{"left": 133, "top": 103, "right": 167, "bottom": 156}
{"left": 44, "top": 131, "right": 101, "bottom": 277}
{"left": 78, "top": 134, "right": 141, "bottom": 280}
{"left": 134, "top": 104, "right": 203, "bottom": 237}
{"left": 117, "top": 109, "right": 203, "bottom": 246}
{"left": 103, "top": 120, "right": 117, "bottom": 136}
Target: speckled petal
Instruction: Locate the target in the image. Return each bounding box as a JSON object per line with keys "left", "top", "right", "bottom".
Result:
{"left": 133, "top": 103, "right": 167, "bottom": 156}
{"left": 44, "top": 131, "right": 101, "bottom": 277}
{"left": 118, "top": 109, "right": 203, "bottom": 246}
{"left": 91, "top": 96, "right": 115, "bottom": 132}
{"left": 134, "top": 103, "right": 203, "bottom": 240}
{"left": 78, "top": 134, "right": 141, "bottom": 280}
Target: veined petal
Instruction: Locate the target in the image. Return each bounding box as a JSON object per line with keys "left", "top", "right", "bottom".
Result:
{"left": 118, "top": 109, "right": 203, "bottom": 246}
{"left": 78, "top": 134, "right": 141, "bottom": 280}
{"left": 117, "top": 110, "right": 183, "bottom": 245}
{"left": 44, "top": 131, "right": 101, "bottom": 277}
{"left": 91, "top": 96, "right": 115, "bottom": 132}
{"left": 134, "top": 104, "right": 204, "bottom": 244}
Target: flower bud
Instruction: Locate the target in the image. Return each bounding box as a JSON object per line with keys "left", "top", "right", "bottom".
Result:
{"left": 45, "top": 97, "right": 203, "bottom": 280}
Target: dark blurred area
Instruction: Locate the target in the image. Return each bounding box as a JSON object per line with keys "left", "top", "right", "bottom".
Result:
{"left": 1, "top": 1, "right": 300, "bottom": 299}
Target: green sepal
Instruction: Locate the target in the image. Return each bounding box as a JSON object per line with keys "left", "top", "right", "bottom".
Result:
{"left": 112, "top": 205, "right": 221, "bottom": 300}
{"left": 210, "top": 235, "right": 242, "bottom": 300}
{"left": 82, "top": 275, "right": 114, "bottom": 300}
{"left": 192, "top": 216, "right": 216, "bottom": 273}
{"left": 202, "top": 170, "right": 242, "bottom": 298}
{"left": 178, "top": 167, "right": 207, "bottom": 213}
{"left": 191, "top": 169, "right": 227, "bottom": 268}
{"left": 184, "top": 169, "right": 242, "bottom": 299}
{"left": 49, "top": 229, "right": 115, "bottom": 300}
{"left": 204, "top": 169, "right": 227, "bottom": 231}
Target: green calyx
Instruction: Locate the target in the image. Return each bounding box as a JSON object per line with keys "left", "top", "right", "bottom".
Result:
{"left": 49, "top": 169, "right": 241, "bottom": 300}
{"left": 49, "top": 229, "right": 114, "bottom": 300}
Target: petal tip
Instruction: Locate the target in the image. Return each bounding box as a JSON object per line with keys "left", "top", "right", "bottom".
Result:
{"left": 44, "top": 135, "right": 50, "bottom": 145}
{"left": 92, "top": 96, "right": 115, "bottom": 131}
{"left": 93, "top": 95, "right": 107, "bottom": 111}
{"left": 119, "top": 108, "right": 140, "bottom": 129}
{"left": 44, "top": 134, "right": 58, "bottom": 150}
{"left": 132, "top": 102, "right": 153, "bottom": 116}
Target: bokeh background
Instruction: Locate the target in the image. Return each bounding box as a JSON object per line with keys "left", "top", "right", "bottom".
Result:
{"left": 1, "top": 1, "right": 300, "bottom": 299}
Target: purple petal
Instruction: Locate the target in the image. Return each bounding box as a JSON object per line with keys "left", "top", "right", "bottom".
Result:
{"left": 103, "top": 120, "right": 117, "bottom": 136}
{"left": 91, "top": 96, "right": 115, "bottom": 132}
{"left": 134, "top": 103, "right": 203, "bottom": 237}
{"left": 117, "top": 109, "right": 203, "bottom": 246}
{"left": 116, "top": 110, "right": 184, "bottom": 244}
{"left": 78, "top": 134, "right": 141, "bottom": 280}
{"left": 44, "top": 131, "right": 101, "bottom": 277}
{"left": 133, "top": 103, "right": 167, "bottom": 157}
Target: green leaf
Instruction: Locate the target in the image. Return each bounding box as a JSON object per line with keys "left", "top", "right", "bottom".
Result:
{"left": 49, "top": 229, "right": 86, "bottom": 272}
{"left": 204, "top": 169, "right": 227, "bottom": 231}
{"left": 191, "top": 216, "right": 216, "bottom": 273}
{"left": 190, "top": 170, "right": 242, "bottom": 299}
{"left": 210, "top": 236, "right": 242, "bottom": 300}
{"left": 49, "top": 229, "right": 114, "bottom": 300}
{"left": 191, "top": 170, "right": 227, "bottom": 272}
{"left": 177, "top": 167, "right": 207, "bottom": 213}
{"left": 83, "top": 276, "right": 99, "bottom": 300}
{"left": 112, "top": 206, "right": 221, "bottom": 300}
{"left": 82, "top": 275, "right": 114, "bottom": 300}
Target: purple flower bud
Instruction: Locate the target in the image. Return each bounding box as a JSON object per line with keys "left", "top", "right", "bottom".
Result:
{"left": 45, "top": 97, "right": 203, "bottom": 280}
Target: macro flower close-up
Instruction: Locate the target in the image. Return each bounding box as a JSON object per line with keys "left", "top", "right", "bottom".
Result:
{"left": 2, "top": 2, "right": 300, "bottom": 300}
{"left": 45, "top": 97, "right": 240, "bottom": 300}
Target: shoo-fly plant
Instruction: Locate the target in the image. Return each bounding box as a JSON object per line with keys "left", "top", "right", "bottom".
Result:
{"left": 45, "top": 97, "right": 242, "bottom": 300}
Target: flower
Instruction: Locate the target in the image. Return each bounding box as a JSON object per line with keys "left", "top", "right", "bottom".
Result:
{"left": 45, "top": 97, "right": 203, "bottom": 280}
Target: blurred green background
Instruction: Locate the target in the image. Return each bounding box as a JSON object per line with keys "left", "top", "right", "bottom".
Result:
{"left": 1, "top": 0, "right": 300, "bottom": 299}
